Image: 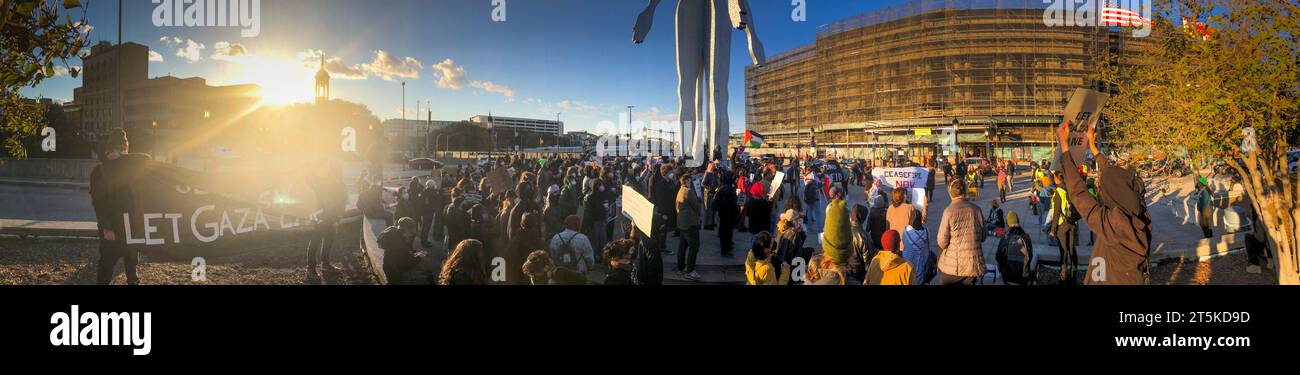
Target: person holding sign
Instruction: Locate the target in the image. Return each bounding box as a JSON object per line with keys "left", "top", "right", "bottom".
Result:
{"left": 1054, "top": 120, "right": 1152, "bottom": 285}
{"left": 90, "top": 129, "right": 147, "bottom": 285}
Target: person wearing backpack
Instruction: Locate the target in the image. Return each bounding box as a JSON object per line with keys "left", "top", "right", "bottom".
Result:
{"left": 996, "top": 211, "right": 1036, "bottom": 285}
{"left": 1050, "top": 170, "right": 1080, "bottom": 284}
{"left": 901, "top": 214, "right": 936, "bottom": 285}
{"left": 549, "top": 215, "right": 595, "bottom": 275}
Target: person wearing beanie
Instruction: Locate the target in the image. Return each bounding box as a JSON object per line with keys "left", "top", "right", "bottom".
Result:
{"left": 90, "top": 128, "right": 149, "bottom": 285}
{"left": 937, "top": 176, "right": 987, "bottom": 285}
{"left": 380, "top": 217, "right": 426, "bottom": 284}
{"left": 812, "top": 189, "right": 861, "bottom": 285}
{"left": 866, "top": 230, "right": 914, "bottom": 285}
{"left": 745, "top": 180, "right": 773, "bottom": 236}
{"left": 996, "top": 210, "right": 1037, "bottom": 284}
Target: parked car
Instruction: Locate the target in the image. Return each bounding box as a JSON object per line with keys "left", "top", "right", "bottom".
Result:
{"left": 407, "top": 158, "right": 442, "bottom": 171}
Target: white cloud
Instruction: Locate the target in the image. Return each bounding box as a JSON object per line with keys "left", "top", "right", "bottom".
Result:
{"left": 148, "top": 50, "right": 164, "bottom": 62}
{"left": 432, "top": 58, "right": 470, "bottom": 89}
{"left": 361, "top": 50, "right": 422, "bottom": 81}
{"left": 431, "top": 58, "right": 514, "bottom": 98}
{"left": 211, "top": 41, "right": 248, "bottom": 61}
{"left": 74, "top": 22, "right": 93, "bottom": 41}
{"left": 159, "top": 36, "right": 183, "bottom": 47}
{"left": 298, "top": 50, "right": 367, "bottom": 80}
{"left": 50, "top": 65, "right": 81, "bottom": 77}
{"left": 472, "top": 81, "right": 514, "bottom": 98}
{"left": 163, "top": 38, "right": 205, "bottom": 64}
{"left": 642, "top": 106, "right": 679, "bottom": 122}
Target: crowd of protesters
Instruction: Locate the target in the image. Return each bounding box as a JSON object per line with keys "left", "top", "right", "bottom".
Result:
{"left": 85, "top": 118, "right": 1178, "bottom": 286}
{"left": 347, "top": 118, "right": 1170, "bottom": 286}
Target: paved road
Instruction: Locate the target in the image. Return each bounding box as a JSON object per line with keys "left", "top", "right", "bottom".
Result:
{"left": 0, "top": 185, "right": 95, "bottom": 222}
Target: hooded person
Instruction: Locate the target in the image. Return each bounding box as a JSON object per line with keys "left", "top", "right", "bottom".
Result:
{"left": 90, "top": 128, "right": 151, "bottom": 285}
{"left": 813, "top": 195, "right": 861, "bottom": 285}
{"left": 1056, "top": 121, "right": 1152, "bottom": 285}
{"left": 866, "top": 230, "right": 914, "bottom": 285}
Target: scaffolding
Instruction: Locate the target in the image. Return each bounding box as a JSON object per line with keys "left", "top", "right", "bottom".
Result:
{"left": 744, "top": 0, "right": 1154, "bottom": 156}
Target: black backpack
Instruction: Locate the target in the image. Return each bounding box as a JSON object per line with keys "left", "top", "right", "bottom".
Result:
{"left": 997, "top": 232, "right": 1034, "bottom": 285}
{"left": 553, "top": 232, "right": 581, "bottom": 270}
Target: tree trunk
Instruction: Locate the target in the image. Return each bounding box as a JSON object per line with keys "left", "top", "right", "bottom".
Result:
{"left": 1284, "top": 220, "right": 1300, "bottom": 285}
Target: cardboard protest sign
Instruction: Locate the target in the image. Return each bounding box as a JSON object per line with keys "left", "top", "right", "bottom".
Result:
{"left": 871, "top": 167, "right": 930, "bottom": 212}
{"left": 1058, "top": 88, "right": 1109, "bottom": 167}
{"left": 621, "top": 185, "right": 655, "bottom": 237}
{"left": 487, "top": 166, "right": 513, "bottom": 195}
{"left": 768, "top": 171, "right": 784, "bottom": 200}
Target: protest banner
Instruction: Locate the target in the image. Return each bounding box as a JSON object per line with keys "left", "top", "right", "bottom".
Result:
{"left": 115, "top": 158, "right": 325, "bottom": 260}
{"left": 621, "top": 185, "right": 655, "bottom": 237}
{"left": 871, "top": 167, "right": 930, "bottom": 211}
{"left": 1058, "top": 88, "right": 1110, "bottom": 167}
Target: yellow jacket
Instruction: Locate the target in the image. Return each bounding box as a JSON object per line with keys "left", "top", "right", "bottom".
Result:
{"left": 865, "top": 250, "right": 915, "bottom": 286}
{"left": 746, "top": 252, "right": 792, "bottom": 285}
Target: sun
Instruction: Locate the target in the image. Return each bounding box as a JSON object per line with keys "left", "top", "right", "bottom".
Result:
{"left": 232, "top": 57, "right": 315, "bottom": 106}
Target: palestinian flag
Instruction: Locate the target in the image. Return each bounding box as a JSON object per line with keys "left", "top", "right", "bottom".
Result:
{"left": 743, "top": 130, "right": 765, "bottom": 148}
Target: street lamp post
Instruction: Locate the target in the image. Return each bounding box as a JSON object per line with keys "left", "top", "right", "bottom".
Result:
{"left": 626, "top": 105, "right": 635, "bottom": 157}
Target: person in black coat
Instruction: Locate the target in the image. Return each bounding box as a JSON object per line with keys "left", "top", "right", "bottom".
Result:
{"left": 713, "top": 172, "right": 739, "bottom": 257}
{"left": 89, "top": 129, "right": 147, "bottom": 285}
{"left": 420, "top": 179, "right": 443, "bottom": 247}
{"left": 581, "top": 178, "right": 609, "bottom": 257}
{"left": 650, "top": 164, "right": 678, "bottom": 255}
{"left": 442, "top": 194, "right": 470, "bottom": 257}
{"left": 308, "top": 157, "right": 347, "bottom": 272}
{"left": 380, "top": 218, "right": 423, "bottom": 284}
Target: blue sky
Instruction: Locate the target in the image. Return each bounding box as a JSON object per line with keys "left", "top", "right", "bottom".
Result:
{"left": 23, "top": 0, "right": 912, "bottom": 134}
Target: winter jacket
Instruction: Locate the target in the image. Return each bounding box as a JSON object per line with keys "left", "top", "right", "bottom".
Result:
{"left": 866, "top": 251, "right": 914, "bottom": 285}
{"left": 1061, "top": 154, "right": 1152, "bottom": 285}
{"left": 89, "top": 153, "right": 151, "bottom": 242}
{"left": 581, "top": 190, "right": 608, "bottom": 233}
{"left": 378, "top": 226, "right": 416, "bottom": 278}
{"left": 676, "top": 185, "right": 702, "bottom": 229}
{"left": 901, "top": 226, "right": 937, "bottom": 285}
{"left": 849, "top": 220, "right": 873, "bottom": 281}
{"left": 745, "top": 252, "right": 792, "bottom": 285}
{"left": 886, "top": 203, "right": 916, "bottom": 235}
{"left": 937, "top": 197, "right": 986, "bottom": 277}
{"left": 745, "top": 197, "right": 772, "bottom": 235}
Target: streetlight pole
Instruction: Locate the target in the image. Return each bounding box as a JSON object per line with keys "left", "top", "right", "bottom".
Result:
{"left": 401, "top": 82, "right": 406, "bottom": 121}
{"left": 626, "top": 105, "right": 635, "bottom": 157}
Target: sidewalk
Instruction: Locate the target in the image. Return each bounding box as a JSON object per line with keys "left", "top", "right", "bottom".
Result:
{"left": 0, "top": 177, "right": 88, "bottom": 190}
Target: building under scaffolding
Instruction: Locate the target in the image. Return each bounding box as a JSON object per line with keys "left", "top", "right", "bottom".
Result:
{"left": 744, "top": 0, "right": 1153, "bottom": 163}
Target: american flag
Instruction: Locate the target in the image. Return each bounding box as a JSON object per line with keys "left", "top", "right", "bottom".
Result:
{"left": 1100, "top": 1, "right": 1153, "bottom": 27}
